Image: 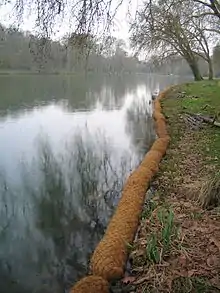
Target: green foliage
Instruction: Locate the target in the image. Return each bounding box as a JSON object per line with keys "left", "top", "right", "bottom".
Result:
{"left": 126, "top": 242, "right": 135, "bottom": 253}
{"left": 146, "top": 233, "right": 160, "bottom": 263}
{"left": 180, "top": 81, "right": 220, "bottom": 117}
{"left": 163, "top": 80, "right": 220, "bottom": 168}
{"left": 145, "top": 205, "right": 176, "bottom": 264}
{"left": 158, "top": 208, "right": 175, "bottom": 250}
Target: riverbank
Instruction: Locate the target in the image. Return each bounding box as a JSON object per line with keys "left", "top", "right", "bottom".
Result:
{"left": 124, "top": 80, "right": 220, "bottom": 292}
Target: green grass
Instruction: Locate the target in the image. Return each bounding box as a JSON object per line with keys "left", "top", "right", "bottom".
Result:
{"left": 146, "top": 233, "right": 161, "bottom": 263}
{"left": 145, "top": 205, "right": 177, "bottom": 264}
{"left": 158, "top": 208, "right": 175, "bottom": 250}
{"left": 164, "top": 80, "right": 220, "bottom": 118}
{"left": 163, "top": 80, "right": 220, "bottom": 169}
{"left": 132, "top": 80, "right": 220, "bottom": 292}
{"left": 180, "top": 80, "right": 220, "bottom": 116}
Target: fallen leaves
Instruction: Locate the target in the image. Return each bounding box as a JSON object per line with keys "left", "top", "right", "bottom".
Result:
{"left": 210, "top": 237, "right": 220, "bottom": 253}
{"left": 128, "top": 120, "right": 220, "bottom": 292}
{"left": 178, "top": 255, "right": 187, "bottom": 267}
{"left": 125, "top": 88, "right": 220, "bottom": 292}
{"left": 206, "top": 255, "right": 219, "bottom": 268}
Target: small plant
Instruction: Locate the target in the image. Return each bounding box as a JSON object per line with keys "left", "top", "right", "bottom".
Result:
{"left": 198, "top": 172, "right": 220, "bottom": 209}
{"left": 145, "top": 207, "right": 176, "bottom": 264}
{"left": 158, "top": 208, "right": 175, "bottom": 251}
{"left": 126, "top": 242, "right": 135, "bottom": 252}
{"left": 141, "top": 199, "right": 157, "bottom": 220}
{"left": 146, "top": 233, "right": 160, "bottom": 263}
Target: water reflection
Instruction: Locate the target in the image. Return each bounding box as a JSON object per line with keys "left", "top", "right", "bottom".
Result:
{"left": 0, "top": 73, "right": 191, "bottom": 117}
{"left": 0, "top": 130, "right": 139, "bottom": 293}
{"left": 125, "top": 85, "right": 155, "bottom": 157}
{"left": 0, "top": 73, "right": 192, "bottom": 292}
{"left": 0, "top": 74, "right": 143, "bottom": 117}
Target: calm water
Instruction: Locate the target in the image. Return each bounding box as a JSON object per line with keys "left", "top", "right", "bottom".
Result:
{"left": 0, "top": 73, "right": 191, "bottom": 293}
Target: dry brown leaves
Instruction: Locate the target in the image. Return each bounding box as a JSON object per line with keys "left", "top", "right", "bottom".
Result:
{"left": 129, "top": 198, "right": 220, "bottom": 292}
{"left": 128, "top": 119, "right": 220, "bottom": 292}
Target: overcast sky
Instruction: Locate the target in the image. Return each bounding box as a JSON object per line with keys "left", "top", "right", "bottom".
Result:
{"left": 0, "top": 0, "right": 139, "bottom": 42}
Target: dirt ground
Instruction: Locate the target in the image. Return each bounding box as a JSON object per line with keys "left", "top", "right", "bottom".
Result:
{"left": 116, "top": 83, "right": 220, "bottom": 293}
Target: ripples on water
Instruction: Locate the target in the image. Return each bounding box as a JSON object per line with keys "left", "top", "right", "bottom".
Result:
{"left": 0, "top": 73, "right": 192, "bottom": 292}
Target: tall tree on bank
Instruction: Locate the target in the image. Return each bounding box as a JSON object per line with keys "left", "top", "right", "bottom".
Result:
{"left": 213, "top": 43, "right": 220, "bottom": 75}
{"left": 185, "top": 14, "right": 215, "bottom": 79}
{"left": 182, "top": 2, "right": 217, "bottom": 79}
{"left": 130, "top": 0, "right": 216, "bottom": 80}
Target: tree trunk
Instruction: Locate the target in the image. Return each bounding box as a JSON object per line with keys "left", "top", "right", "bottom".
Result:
{"left": 208, "top": 59, "right": 214, "bottom": 80}
{"left": 188, "top": 60, "right": 203, "bottom": 81}
{"left": 184, "top": 54, "right": 203, "bottom": 81}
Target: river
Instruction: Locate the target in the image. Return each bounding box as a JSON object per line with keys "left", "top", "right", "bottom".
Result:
{"left": 0, "top": 73, "right": 191, "bottom": 293}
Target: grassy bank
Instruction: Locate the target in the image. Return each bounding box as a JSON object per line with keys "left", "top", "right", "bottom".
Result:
{"left": 123, "top": 80, "right": 220, "bottom": 293}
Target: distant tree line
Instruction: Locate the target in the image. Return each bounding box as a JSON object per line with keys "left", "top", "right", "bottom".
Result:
{"left": 1, "top": 0, "right": 220, "bottom": 79}
{"left": 1, "top": 22, "right": 219, "bottom": 77}
{"left": 0, "top": 25, "right": 140, "bottom": 74}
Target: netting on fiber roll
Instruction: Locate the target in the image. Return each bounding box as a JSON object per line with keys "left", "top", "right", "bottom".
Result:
{"left": 69, "top": 87, "right": 171, "bottom": 292}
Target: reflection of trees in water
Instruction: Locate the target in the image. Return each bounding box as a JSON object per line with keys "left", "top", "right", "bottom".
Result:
{"left": 0, "top": 74, "right": 143, "bottom": 118}
{"left": 85, "top": 75, "right": 143, "bottom": 110}
{"left": 135, "top": 74, "right": 192, "bottom": 97}
{"left": 0, "top": 75, "right": 104, "bottom": 116}
{"left": 125, "top": 99, "right": 156, "bottom": 157}
{"left": 0, "top": 131, "right": 133, "bottom": 293}
{"left": 0, "top": 74, "right": 192, "bottom": 118}
{"left": 0, "top": 176, "right": 30, "bottom": 293}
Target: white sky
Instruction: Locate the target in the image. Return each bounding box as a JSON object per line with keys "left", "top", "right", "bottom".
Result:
{"left": 0, "top": 0, "right": 140, "bottom": 43}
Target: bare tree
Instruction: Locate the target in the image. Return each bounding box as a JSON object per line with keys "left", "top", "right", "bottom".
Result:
{"left": 184, "top": 14, "right": 215, "bottom": 79}
{"left": 131, "top": 1, "right": 202, "bottom": 80}
{"left": 213, "top": 43, "right": 220, "bottom": 75}
{"left": 0, "top": 0, "right": 124, "bottom": 37}
{"left": 130, "top": 0, "right": 217, "bottom": 80}
{"left": 193, "top": 0, "right": 220, "bottom": 19}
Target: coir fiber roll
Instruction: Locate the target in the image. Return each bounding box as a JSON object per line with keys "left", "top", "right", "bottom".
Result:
{"left": 70, "top": 276, "right": 109, "bottom": 293}
{"left": 89, "top": 87, "right": 171, "bottom": 281}
{"left": 70, "top": 86, "right": 171, "bottom": 292}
